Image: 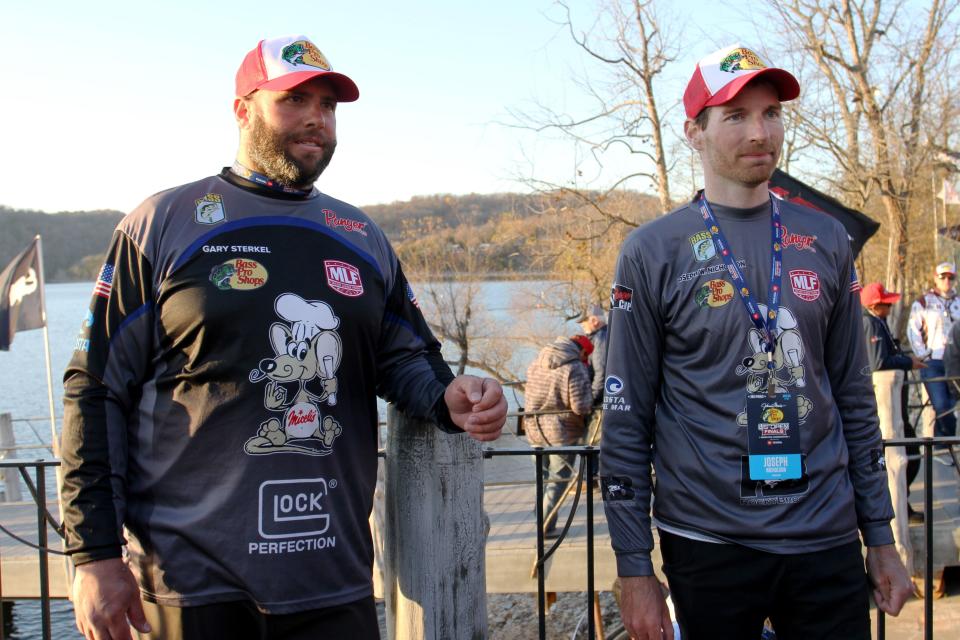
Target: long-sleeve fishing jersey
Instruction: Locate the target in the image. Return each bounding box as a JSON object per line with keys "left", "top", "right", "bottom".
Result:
{"left": 599, "top": 195, "right": 894, "bottom": 577}
{"left": 61, "top": 169, "right": 457, "bottom": 612}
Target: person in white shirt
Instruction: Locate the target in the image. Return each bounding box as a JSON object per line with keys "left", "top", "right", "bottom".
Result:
{"left": 907, "top": 261, "right": 960, "bottom": 443}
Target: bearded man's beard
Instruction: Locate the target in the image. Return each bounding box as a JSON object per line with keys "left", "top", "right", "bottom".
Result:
{"left": 247, "top": 114, "right": 337, "bottom": 189}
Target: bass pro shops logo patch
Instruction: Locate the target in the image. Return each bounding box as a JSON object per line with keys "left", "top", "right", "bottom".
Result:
{"left": 696, "top": 279, "right": 734, "bottom": 308}
{"left": 719, "top": 48, "right": 766, "bottom": 73}
{"left": 282, "top": 41, "right": 331, "bottom": 70}
{"left": 195, "top": 193, "right": 226, "bottom": 225}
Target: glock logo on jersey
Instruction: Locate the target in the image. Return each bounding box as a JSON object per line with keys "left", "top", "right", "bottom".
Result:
{"left": 324, "top": 260, "right": 364, "bottom": 297}
{"left": 259, "top": 478, "right": 334, "bottom": 539}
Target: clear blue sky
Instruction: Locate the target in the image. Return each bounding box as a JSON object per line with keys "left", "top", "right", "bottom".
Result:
{"left": 1, "top": 0, "right": 757, "bottom": 214}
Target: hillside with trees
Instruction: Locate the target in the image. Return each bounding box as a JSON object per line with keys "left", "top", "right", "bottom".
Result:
{"left": 0, "top": 206, "right": 124, "bottom": 281}
{"left": 0, "top": 191, "right": 664, "bottom": 283}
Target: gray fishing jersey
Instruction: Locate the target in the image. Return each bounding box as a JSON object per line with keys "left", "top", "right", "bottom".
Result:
{"left": 61, "top": 171, "right": 456, "bottom": 612}
{"left": 599, "top": 195, "right": 894, "bottom": 577}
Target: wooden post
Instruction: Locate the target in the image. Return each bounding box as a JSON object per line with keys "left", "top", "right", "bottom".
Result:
{"left": 383, "top": 405, "right": 487, "bottom": 640}
{"left": 0, "top": 413, "right": 23, "bottom": 503}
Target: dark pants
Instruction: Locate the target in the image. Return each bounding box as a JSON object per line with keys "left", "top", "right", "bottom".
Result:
{"left": 135, "top": 595, "right": 380, "bottom": 640}
{"left": 920, "top": 359, "right": 957, "bottom": 439}
{"left": 659, "top": 531, "right": 870, "bottom": 640}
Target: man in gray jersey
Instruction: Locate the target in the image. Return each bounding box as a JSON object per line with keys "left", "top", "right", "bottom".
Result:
{"left": 62, "top": 35, "right": 507, "bottom": 640}
{"left": 599, "top": 43, "right": 912, "bottom": 639}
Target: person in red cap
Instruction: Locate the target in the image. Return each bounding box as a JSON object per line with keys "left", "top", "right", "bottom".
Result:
{"left": 60, "top": 35, "right": 507, "bottom": 639}
{"left": 600, "top": 43, "right": 912, "bottom": 640}
{"left": 524, "top": 336, "right": 594, "bottom": 537}
{"left": 862, "top": 282, "right": 926, "bottom": 579}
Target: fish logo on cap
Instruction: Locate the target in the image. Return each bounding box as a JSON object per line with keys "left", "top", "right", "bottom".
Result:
{"left": 719, "top": 48, "right": 766, "bottom": 73}
{"left": 281, "top": 40, "right": 331, "bottom": 70}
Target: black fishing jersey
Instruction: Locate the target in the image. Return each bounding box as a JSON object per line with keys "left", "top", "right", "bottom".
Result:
{"left": 61, "top": 170, "right": 456, "bottom": 612}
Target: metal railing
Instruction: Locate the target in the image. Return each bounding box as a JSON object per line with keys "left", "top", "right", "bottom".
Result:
{"left": 876, "top": 437, "right": 959, "bottom": 640}
{"left": 0, "top": 459, "right": 61, "bottom": 640}
{"left": 485, "top": 445, "right": 600, "bottom": 640}
{"left": 2, "top": 438, "right": 958, "bottom": 640}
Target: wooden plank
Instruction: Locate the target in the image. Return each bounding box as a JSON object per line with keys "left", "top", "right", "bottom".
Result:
{"left": 382, "top": 407, "right": 487, "bottom": 640}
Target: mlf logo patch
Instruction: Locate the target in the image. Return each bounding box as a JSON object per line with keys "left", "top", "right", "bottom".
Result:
{"left": 210, "top": 259, "right": 269, "bottom": 291}
{"left": 610, "top": 284, "right": 633, "bottom": 312}
{"left": 195, "top": 193, "right": 226, "bottom": 225}
{"left": 324, "top": 260, "right": 363, "bottom": 297}
{"left": 688, "top": 231, "right": 716, "bottom": 262}
{"left": 789, "top": 269, "right": 820, "bottom": 302}
{"left": 696, "top": 279, "right": 734, "bottom": 308}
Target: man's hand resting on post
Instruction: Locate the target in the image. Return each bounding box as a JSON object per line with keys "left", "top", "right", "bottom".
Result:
{"left": 444, "top": 375, "right": 507, "bottom": 442}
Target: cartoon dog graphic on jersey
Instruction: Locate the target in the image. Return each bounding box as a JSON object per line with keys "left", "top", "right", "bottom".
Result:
{"left": 245, "top": 293, "right": 343, "bottom": 455}
{"left": 735, "top": 304, "right": 813, "bottom": 425}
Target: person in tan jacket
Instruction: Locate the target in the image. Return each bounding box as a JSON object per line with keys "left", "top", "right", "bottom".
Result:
{"left": 525, "top": 335, "right": 593, "bottom": 535}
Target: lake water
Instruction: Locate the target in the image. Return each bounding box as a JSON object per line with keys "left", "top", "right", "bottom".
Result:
{"left": 0, "top": 279, "right": 576, "bottom": 638}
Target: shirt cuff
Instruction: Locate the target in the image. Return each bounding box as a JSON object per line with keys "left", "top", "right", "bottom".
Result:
{"left": 431, "top": 393, "right": 464, "bottom": 434}
{"left": 861, "top": 522, "right": 895, "bottom": 547}
{"left": 615, "top": 551, "right": 655, "bottom": 577}
{"left": 70, "top": 545, "right": 123, "bottom": 567}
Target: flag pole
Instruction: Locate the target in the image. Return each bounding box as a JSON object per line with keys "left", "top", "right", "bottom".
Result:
{"left": 34, "top": 235, "right": 74, "bottom": 590}
{"left": 34, "top": 235, "right": 59, "bottom": 458}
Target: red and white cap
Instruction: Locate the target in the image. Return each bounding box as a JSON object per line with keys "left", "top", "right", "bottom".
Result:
{"left": 235, "top": 35, "right": 359, "bottom": 101}
{"left": 683, "top": 44, "right": 799, "bottom": 119}
{"left": 860, "top": 282, "right": 901, "bottom": 307}
{"left": 936, "top": 261, "right": 957, "bottom": 276}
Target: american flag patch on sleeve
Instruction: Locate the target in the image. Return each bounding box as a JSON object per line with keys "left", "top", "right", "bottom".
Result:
{"left": 93, "top": 263, "right": 114, "bottom": 299}
{"left": 849, "top": 265, "right": 862, "bottom": 293}
{"left": 406, "top": 283, "right": 420, "bottom": 309}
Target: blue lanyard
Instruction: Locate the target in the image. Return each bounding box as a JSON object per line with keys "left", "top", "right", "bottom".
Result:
{"left": 697, "top": 193, "right": 783, "bottom": 395}
{"left": 230, "top": 162, "right": 313, "bottom": 196}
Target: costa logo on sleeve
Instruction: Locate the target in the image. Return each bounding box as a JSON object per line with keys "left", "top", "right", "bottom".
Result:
{"left": 604, "top": 375, "right": 624, "bottom": 396}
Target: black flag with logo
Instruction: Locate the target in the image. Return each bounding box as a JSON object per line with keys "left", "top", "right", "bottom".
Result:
{"left": 768, "top": 169, "right": 880, "bottom": 257}
{"left": 0, "top": 237, "right": 44, "bottom": 350}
